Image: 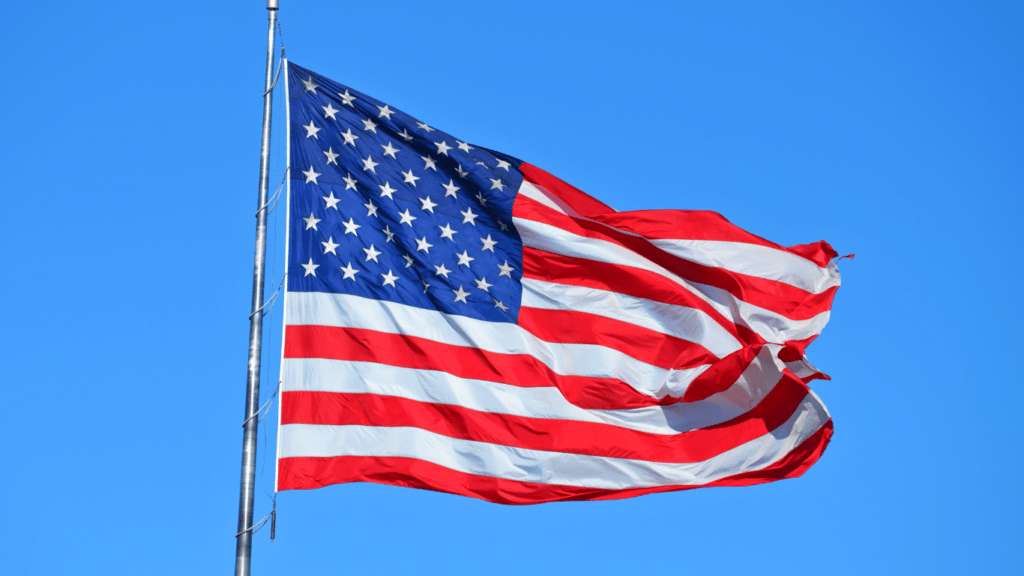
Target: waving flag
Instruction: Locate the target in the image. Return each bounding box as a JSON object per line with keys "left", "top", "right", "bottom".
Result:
{"left": 275, "top": 61, "right": 841, "bottom": 504}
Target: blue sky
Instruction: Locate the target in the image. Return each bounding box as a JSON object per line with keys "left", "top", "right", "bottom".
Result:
{"left": 2, "top": 1, "right": 1021, "bottom": 574}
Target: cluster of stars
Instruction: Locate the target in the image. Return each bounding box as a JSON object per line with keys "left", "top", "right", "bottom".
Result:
{"left": 288, "top": 69, "right": 524, "bottom": 319}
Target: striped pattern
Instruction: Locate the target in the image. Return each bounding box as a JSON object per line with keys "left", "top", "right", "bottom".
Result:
{"left": 277, "top": 162, "right": 840, "bottom": 504}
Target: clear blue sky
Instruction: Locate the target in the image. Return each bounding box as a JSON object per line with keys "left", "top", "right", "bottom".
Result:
{"left": 2, "top": 1, "right": 1021, "bottom": 574}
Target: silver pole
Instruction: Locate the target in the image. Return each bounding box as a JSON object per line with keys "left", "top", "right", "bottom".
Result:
{"left": 235, "top": 1, "right": 278, "bottom": 575}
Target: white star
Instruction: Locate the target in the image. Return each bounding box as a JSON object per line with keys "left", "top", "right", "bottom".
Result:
{"left": 456, "top": 140, "right": 473, "bottom": 153}
{"left": 474, "top": 277, "right": 493, "bottom": 292}
{"left": 493, "top": 299, "right": 509, "bottom": 312}
{"left": 362, "top": 118, "right": 378, "bottom": 133}
{"left": 415, "top": 236, "right": 433, "bottom": 253}
{"left": 497, "top": 260, "right": 515, "bottom": 277}
{"left": 322, "top": 102, "right": 339, "bottom": 120}
{"left": 323, "top": 147, "right": 339, "bottom": 165}
{"left": 363, "top": 244, "right": 382, "bottom": 262}
{"left": 438, "top": 223, "right": 457, "bottom": 241}
{"left": 381, "top": 269, "right": 399, "bottom": 287}
{"left": 340, "top": 262, "right": 359, "bottom": 281}
{"left": 322, "top": 191, "right": 341, "bottom": 210}
{"left": 381, "top": 142, "right": 399, "bottom": 159}
{"left": 498, "top": 220, "right": 509, "bottom": 232}
{"left": 416, "top": 121, "right": 434, "bottom": 132}
{"left": 434, "top": 263, "right": 451, "bottom": 278}
{"left": 363, "top": 198, "right": 379, "bottom": 217}
{"left": 398, "top": 209, "right": 417, "bottom": 227}
{"left": 343, "top": 173, "right": 358, "bottom": 191}
{"left": 302, "top": 258, "right": 319, "bottom": 276}
{"left": 443, "top": 180, "right": 460, "bottom": 199}
{"left": 402, "top": 254, "right": 414, "bottom": 268}
{"left": 476, "top": 161, "right": 489, "bottom": 168}
{"left": 496, "top": 159, "right": 512, "bottom": 171}
{"left": 475, "top": 191, "right": 488, "bottom": 206}
{"left": 480, "top": 234, "right": 497, "bottom": 252}
{"left": 421, "top": 155, "right": 437, "bottom": 171}
{"left": 490, "top": 178, "right": 505, "bottom": 192}
{"left": 382, "top": 225, "right": 395, "bottom": 242}
{"left": 338, "top": 89, "right": 356, "bottom": 106}
{"left": 303, "top": 212, "right": 321, "bottom": 230}
{"left": 456, "top": 250, "right": 475, "bottom": 267}
{"left": 377, "top": 104, "right": 394, "bottom": 120}
{"left": 342, "top": 218, "right": 361, "bottom": 236}
{"left": 398, "top": 128, "right": 415, "bottom": 142}
{"left": 419, "top": 196, "right": 437, "bottom": 213}
{"left": 434, "top": 141, "right": 452, "bottom": 156}
{"left": 303, "top": 120, "right": 321, "bottom": 139}
{"left": 421, "top": 279, "right": 431, "bottom": 293}
{"left": 378, "top": 181, "right": 396, "bottom": 200}
{"left": 361, "top": 155, "right": 379, "bottom": 173}
{"left": 302, "top": 166, "right": 321, "bottom": 185}
{"left": 321, "top": 237, "right": 340, "bottom": 255}
{"left": 340, "top": 128, "right": 359, "bottom": 146}
{"left": 460, "top": 207, "right": 478, "bottom": 226}
{"left": 455, "top": 164, "right": 469, "bottom": 179}
{"left": 302, "top": 76, "right": 318, "bottom": 93}
{"left": 452, "top": 285, "right": 470, "bottom": 304}
{"left": 402, "top": 169, "right": 420, "bottom": 186}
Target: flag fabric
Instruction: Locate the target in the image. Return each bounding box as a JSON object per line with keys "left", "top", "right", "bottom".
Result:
{"left": 275, "top": 61, "right": 841, "bottom": 504}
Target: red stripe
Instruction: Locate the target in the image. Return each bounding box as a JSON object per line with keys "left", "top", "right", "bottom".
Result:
{"left": 515, "top": 195, "right": 837, "bottom": 321}
{"left": 280, "top": 374, "right": 810, "bottom": 463}
{"left": 276, "top": 420, "right": 833, "bottom": 504}
{"left": 285, "top": 325, "right": 673, "bottom": 410}
{"left": 518, "top": 307, "right": 720, "bottom": 369}
{"left": 522, "top": 247, "right": 765, "bottom": 347}
{"left": 783, "top": 333, "right": 820, "bottom": 355}
{"left": 520, "top": 162, "right": 838, "bottom": 268}
{"left": 787, "top": 241, "right": 839, "bottom": 267}
{"left": 518, "top": 162, "right": 616, "bottom": 218}
{"left": 681, "top": 344, "right": 763, "bottom": 403}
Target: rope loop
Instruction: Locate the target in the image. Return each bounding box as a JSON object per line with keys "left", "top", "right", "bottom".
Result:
{"left": 255, "top": 170, "right": 288, "bottom": 217}
{"left": 236, "top": 513, "right": 271, "bottom": 538}
{"left": 241, "top": 381, "right": 280, "bottom": 428}
{"left": 261, "top": 20, "right": 287, "bottom": 97}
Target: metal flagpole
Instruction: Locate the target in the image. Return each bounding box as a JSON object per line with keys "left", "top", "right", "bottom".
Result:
{"left": 235, "top": 1, "right": 278, "bottom": 575}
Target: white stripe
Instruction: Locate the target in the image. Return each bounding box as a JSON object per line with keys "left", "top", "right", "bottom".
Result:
{"left": 591, "top": 343, "right": 786, "bottom": 432}
{"left": 287, "top": 291, "right": 708, "bottom": 400}
{"left": 515, "top": 216, "right": 830, "bottom": 344}
{"left": 688, "top": 280, "right": 831, "bottom": 344}
{"left": 278, "top": 392, "right": 829, "bottom": 489}
{"left": 651, "top": 238, "right": 841, "bottom": 294}
{"left": 785, "top": 355, "right": 823, "bottom": 380}
{"left": 518, "top": 180, "right": 569, "bottom": 213}
{"left": 519, "top": 180, "right": 839, "bottom": 294}
{"left": 522, "top": 278, "right": 742, "bottom": 357}
{"left": 281, "top": 344, "right": 786, "bottom": 436}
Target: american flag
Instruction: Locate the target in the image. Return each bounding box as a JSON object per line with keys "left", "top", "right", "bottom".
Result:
{"left": 275, "top": 61, "right": 841, "bottom": 503}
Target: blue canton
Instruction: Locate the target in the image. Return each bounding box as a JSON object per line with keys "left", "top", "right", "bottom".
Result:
{"left": 286, "top": 62, "right": 525, "bottom": 323}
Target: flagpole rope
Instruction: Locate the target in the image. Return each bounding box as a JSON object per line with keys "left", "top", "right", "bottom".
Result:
{"left": 235, "top": 8, "right": 286, "bottom": 565}
{"left": 251, "top": 15, "right": 288, "bottom": 543}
